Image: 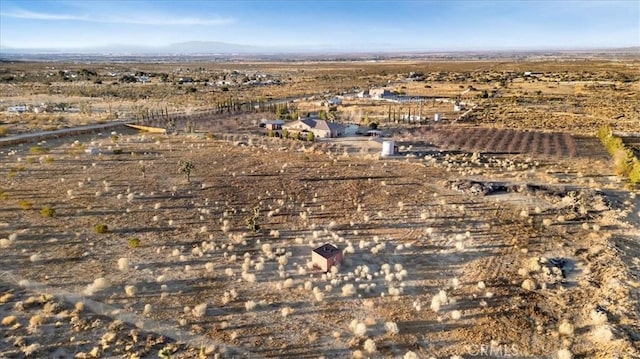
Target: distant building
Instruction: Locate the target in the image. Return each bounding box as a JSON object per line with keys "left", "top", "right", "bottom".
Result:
{"left": 312, "top": 243, "right": 343, "bottom": 272}
{"left": 283, "top": 118, "right": 345, "bottom": 138}
{"left": 7, "top": 105, "right": 27, "bottom": 113}
{"left": 370, "top": 88, "right": 394, "bottom": 100}
{"left": 401, "top": 114, "right": 423, "bottom": 122}
{"left": 328, "top": 97, "right": 342, "bottom": 106}
{"left": 356, "top": 89, "right": 370, "bottom": 98}
{"left": 260, "top": 119, "right": 284, "bottom": 130}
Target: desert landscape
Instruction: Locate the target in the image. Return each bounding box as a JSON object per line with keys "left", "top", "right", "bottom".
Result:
{"left": 1, "top": 53, "right": 639, "bottom": 359}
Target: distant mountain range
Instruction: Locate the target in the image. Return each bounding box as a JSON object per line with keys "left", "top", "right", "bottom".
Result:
{"left": 1, "top": 41, "right": 638, "bottom": 56}
{"left": 0, "top": 41, "right": 276, "bottom": 54}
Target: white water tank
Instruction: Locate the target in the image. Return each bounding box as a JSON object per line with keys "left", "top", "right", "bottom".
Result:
{"left": 381, "top": 140, "right": 395, "bottom": 156}
{"left": 434, "top": 113, "right": 441, "bottom": 121}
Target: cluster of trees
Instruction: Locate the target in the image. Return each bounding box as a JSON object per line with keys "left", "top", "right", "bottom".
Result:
{"left": 119, "top": 74, "right": 138, "bottom": 83}
{"left": 315, "top": 107, "right": 340, "bottom": 122}
{"left": 275, "top": 103, "right": 299, "bottom": 120}
{"left": 135, "top": 96, "right": 281, "bottom": 128}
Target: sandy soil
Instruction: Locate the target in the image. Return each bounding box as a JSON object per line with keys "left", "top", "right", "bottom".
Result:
{"left": 0, "top": 128, "right": 638, "bottom": 358}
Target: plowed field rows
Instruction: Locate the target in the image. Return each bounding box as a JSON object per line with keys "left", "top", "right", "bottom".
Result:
{"left": 415, "top": 126, "right": 582, "bottom": 158}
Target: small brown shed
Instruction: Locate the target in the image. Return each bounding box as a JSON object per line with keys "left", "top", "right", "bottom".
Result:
{"left": 312, "top": 243, "right": 343, "bottom": 272}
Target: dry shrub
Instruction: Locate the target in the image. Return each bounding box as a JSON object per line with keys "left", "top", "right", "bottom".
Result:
{"left": 124, "top": 285, "right": 136, "bottom": 297}
{"left": 591, "top": 325, "right": 613, "bottom": 344}
{"left": 557, "top": 349, "right": 573, "bottom": 359}
{"left": 84, "top": 277, "right": 110, "bottom": 296}
{"left": 1, "top": 316, "right": 17, "bottom": 326}
{"left": 349, "top": 320, "right": 367, "bottom": 337}
{"left": 385, "top": 321, "right": 399, "bottom": 335}
{"left": 0, "top": 293, "right": 14, "bottom": 304}
{"left": 342, "top": 283, "right": 356, "bottom": 297}
{"left": 430, "top": 290, "right": 448, "bottom": 312}
{"left": 245, "top": 300, "right": 256, "bottom": 311}
{"left": 558, "top": 320, "right": 574, "bottom": 336}
{"left": 192, "top": 303, "right": 207, "bottom": 318}
{"left": 363, "top": 338, "right": 376, "bottom": 353}
{"left": 521, "top": 279, "right": 537, "bottom": 291}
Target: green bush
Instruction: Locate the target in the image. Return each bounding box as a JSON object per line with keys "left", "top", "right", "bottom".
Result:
{"left": 18, "top": 200, "right": 33, "bottom": 210}
{"left": 598, "top": 125, "right": 640, "bottom": 184}
{"left": 93, "top": 224, "right": 109, "bottom": 234}
{"left": 29, "top": 146, "right": 50, "bottom": 155}
{"left": 40, "top": 205, "right": 56, "bottom": 217}
{"left": 629, "top": 160, "right": 640, "bottom": 185}
{"left": 306, "top": 131, "right": 315, "bottom": 142}
{"left": 128, "top": 237, "right": 141, "bottom": 249}
{"left": 178, "top": 160, "right": 195, "bottom": 182}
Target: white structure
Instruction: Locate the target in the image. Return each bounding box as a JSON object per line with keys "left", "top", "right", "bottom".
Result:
{"left": 328, "top": 97, "right": 342, "bottom": 106}
{"left": 370, "top": 88, "right": 394, "bottom": 100}
{"left": 356, "top": 89, "right": 370, "bottom": 98}
{"left": 7, "top": 106, "right": 27, "bottom": 113}
{"left": 381, "top": 140, "right": 395, "bottom": 156}
{"left": 85, "top": 147, "right": 99, "bottom": 155}
{"left": 454, "top": 102, "right": 465, "bottom": 112}
{"left": 401, "top": 114, "right": 423, "bottom": 122}
{"left": 434, "top": 113, "right": 441, "bottom": 122}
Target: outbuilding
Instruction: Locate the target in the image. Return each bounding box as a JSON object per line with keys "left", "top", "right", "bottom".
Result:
{"left": 312, "top": 243, "right": 343, "bottom": 272}
{"left": 260, "top": 119, "right": 284, "bottom": 130}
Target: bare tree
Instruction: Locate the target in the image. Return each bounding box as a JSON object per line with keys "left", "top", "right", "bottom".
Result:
{"left": 178, "top": 160, "right": 195, "bottom": 182}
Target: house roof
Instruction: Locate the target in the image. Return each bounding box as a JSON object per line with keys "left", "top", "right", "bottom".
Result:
{"left": 284, "top": 118, "right": 345, "bottom": 132}
{"left": 300, "top": 118, "right": 326, "bottom": 131}
{"left": 313, "top": 243, "right": 341, "bottom": 259}
{"left": 326, "top": 121, "right": 344, "bottom": 132}
{"left": 261, "top": 119, "right": 285, "bottom": 125}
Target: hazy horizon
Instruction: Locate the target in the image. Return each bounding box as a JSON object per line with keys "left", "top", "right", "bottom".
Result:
{"left": 1, "top": 0, "right": 639, "bottom": 53}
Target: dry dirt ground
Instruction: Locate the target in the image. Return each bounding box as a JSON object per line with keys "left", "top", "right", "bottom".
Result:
{"left": 0, "top": 128, "right": 639, "bottom": 358}
{"left": 2, "top": 59, "right": 639, "bottom": 138}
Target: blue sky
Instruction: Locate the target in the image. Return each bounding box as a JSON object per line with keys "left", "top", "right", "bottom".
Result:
{"left": 0, "top": 0, "right": 638, "bottom": 51}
